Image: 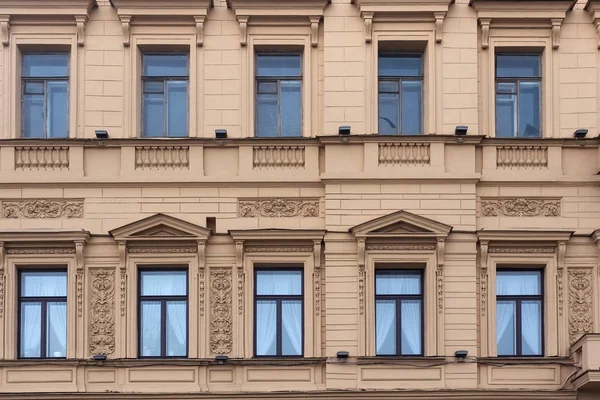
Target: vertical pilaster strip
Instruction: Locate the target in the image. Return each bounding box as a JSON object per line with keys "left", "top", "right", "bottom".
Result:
{"left": 479, "top": 240, "right": 489, "bottom": 357}
{"left": 0, "top": 242, "right": 4, "bottom": 359}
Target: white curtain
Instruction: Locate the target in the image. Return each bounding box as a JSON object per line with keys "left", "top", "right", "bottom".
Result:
{"left": 48, "top": 302, "right": 67, "bottom": 357}
{"left": 141, "top": 271, "right": 187, "bottom": 296}
{"left": 256, "top": 271, "right": 302, "bottom": 295}
{"left": 21, "top": 303, "right": 41, "bottom": 357}
{"left": 401, "top": 300, "right": 421, "bottom": 355}
{"left": 141, "top": 301, "right": 161, "bottom": 356}
{"left": 167, "top": 301, "right": 187, "bottom": 356}
{"left": 256, "top": 301, "right": 277, "bottom": 355}
{"left": 522, "top": 301, "right": 542, "bottom": 355}
{"left": 282, "top": 301, "right": 302, "bottom": 355}
{"left": 376, "top": 300, "right": 395, "bottom": 354}
{"left": 496, "top": 301, "right": 515, "bottom": 354}
{"left": 496, "top": 272, "right": 540, "bottom": 296}
{"left": 376, "top": 273, "right": 420, "bottom": 295}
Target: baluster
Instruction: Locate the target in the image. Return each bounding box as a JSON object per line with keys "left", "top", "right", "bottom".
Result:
{"left": 416, "top": 143, "right": 422, "bottom": 163}
{"left": 135, "top": 148, "right": 142, "bottom": 169}
{"left": 400, "top": 143, "right": 407, "bottom": 163}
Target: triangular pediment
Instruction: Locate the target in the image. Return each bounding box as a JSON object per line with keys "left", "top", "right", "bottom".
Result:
{"left": 110, "top": 214, "right": 211, "bottom": 243}
{"left": 351, "top": 210, "right": 452, "bottom": 239}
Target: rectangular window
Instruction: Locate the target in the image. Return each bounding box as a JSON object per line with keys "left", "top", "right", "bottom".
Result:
{"left": 254, "top": 268, "right": 303, "bottom": 357}
{"left": 375, "top": 270, "right": 423, "bottom": 356}
{"left": 18, "top": 270, "right": 67, "bottom": 358}
{"left": 141, "top": 53, "right": 189, "bottom": 138}
{"left": 495, "top": 54, "right": 541, "bottom": 138}
{"left": 139, "top": 269, "right": 188, "bottom": 358}
{"left": 21, "top": 53, "right": 69, "bottom": 138}
{"left": 378, "top": 54, "right": 423, "bottom": 135}
{"left": 255, "top": 53, "right": 302, "bottom": 137}
{"left": 496, "top": 269, "right": 543, "bottom": 356}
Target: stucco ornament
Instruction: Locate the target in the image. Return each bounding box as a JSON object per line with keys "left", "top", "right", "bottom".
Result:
{"left": 210, "top": 268, "right": 233, "bottom": 354}
{"left": 89, "top": 269, "right": 116, "bottom": 356}
{"left": 239, "top": 198, "right": 319, "bottom": 218}
{"left": 568, "top": 268, "right": 593, "bottom": 345}
{"left": 2, "top": 199, "right": 83, "bottom": 219}
{"left": 481, "top": 198, "right": 560, "bottom": 217}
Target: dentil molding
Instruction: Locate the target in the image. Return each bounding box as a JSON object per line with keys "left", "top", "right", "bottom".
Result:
{"left": 238, "top": 198, "right": 319, "bottom": 218}
{"left": 1, "top": 199, "right": 84, "bottom": 219}
{"left": 481, "top": 198, "right": 561, "bottom": 217}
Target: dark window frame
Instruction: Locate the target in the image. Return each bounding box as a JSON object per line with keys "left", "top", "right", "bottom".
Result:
{"left": 137, "top": 267, "right": 189, "bottom": 359}
{"left": 21, "top": 52, "right": 70, "bottom": 139}
{"left": 378, "top": 52, "right": 424, "bottom": 135}
{"left": 253, "top": 266, "right": 304, "bottom": 357}
{"left": 17, "top": 268, "right": 68, "bottom": 359}
{"left": 496, "top": 268, "right": 544, "bottom": 357}
{"left": 374, "top": 268, "right": 424, "bottom": 357}
{"left": 494, "top": 53, "right": 542, "bottom": 138}
{"left": 254, "top": 52, "right": 303, "bottom": 137}
{"left": 140, "top": 52, "right": 190, "bottom": 138}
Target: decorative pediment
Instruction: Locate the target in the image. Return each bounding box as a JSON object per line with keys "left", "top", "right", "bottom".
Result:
{"left": 110, "top": 213, "right": 211, "bottom": 243}
{"left": 0, "top": 0, "right": 97, "bottom": 46}
{"left": 352, "top": 0, "right": 452, "bottom": 43}
{"left": 226, "top": 0, "right": 326, "bottom": 46}
{"left": 109, "top": 0, "right": 212, "bottom": 46}
{"left": 351, "top": 210, "right": 452, "bottom": 240}
{"left": 470, "top": 0, "right": 576, "bottom": 49}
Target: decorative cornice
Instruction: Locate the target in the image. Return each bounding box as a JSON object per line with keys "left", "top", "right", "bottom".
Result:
{"left": 1, "top": 199, "right": 84, "bottom": 219}
{"left": 481, "top": 198, "right": 561, "bottom": 217}
{"left": 239, "top": 198, "right": 319, "bottom": 218}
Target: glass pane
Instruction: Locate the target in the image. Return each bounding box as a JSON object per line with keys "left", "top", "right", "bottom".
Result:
{"left": 519, "top": 81, "right": 541, "bottom": 138}
{"left": 143, "top": 81, "right": 164, "bottom": 93}
{"left": 22, "top": 94, "right": 45, "bottom": 138}
{"left": 281, "top": 300, "right": 302, "bottom": 356}
{"left": 141, "top": 270, "right": 187, "bottom": 296}
{"left": 521, "top": 300, "right": 542, "bottom": 356}
{"left": 497, "top": 300, "right": 517, "bottom": 356}
{"left": 257, "top": 54, "right": 301, "bottom": 77}
{"left": 376, "top": 300, "right": 396, "bottom": 355}
{"left": 23, "top": 53, "right": 69, "bottom": 77}
{"left": 256, "top": 270, "right": 302, "bottom": 295}
{"left": 280, "top": 80, "right": 302, "bottom": 137}
{"left": 497, "top": 82, "right": 516, "bottom": 94}
{"left": 401, "top": 80, "right": 423, "bottom": 134}
{"left": 379, "top": 55, "right": 422, "bottom": 77}
{"left": 46, "top": 302, "right": 67, "bottom": 358}
{"left": 143, "top": 92, "right": 165, "bottom": 137}
{"left": 257, "top": 81, "right": 277, "bottom": 94}
{"left": 21, "top": 271, "right": 67, "bottom": 297}
{"left": 166, "top": 80, "right": 188, "bottom": 138}
{"left": 20, "top": 302, "right": 41, "bottom": 358}
{"left": 496, "top": 93, "right": 517, "bottom": 138}
{"left": 379, "top": 80, "right": 399, "bottom": 93}
{"left": 496, "top": 54, "right": 540, "bottom": 78}
{"left": 166, "top": 301, "right": 187, "bottom": 357}
{"left": 497, "top": 270, "right": 541, "bottom": 296}
{"left": 140, "top": 301, "right": 161, "bottom": 357}
{"left": 25, "top": 81, "right": 44, "bottom": 94}
{"left": 379, "top": 93, "right": 399, "bottom": 135}
{"left": 256, "top": 300, "right": 277, "bottom": 356}
{"left": 376, "top": 270, "right": 421, "bottom": 295}
{"left": 46, "top": 81, "right": 68, "bottom": 138}
{"left": 401, "top": 300, "right": 421, "bottom": 355}
{"left": 143, "top": 54, "right": 188, "bottom": 77}
{"left": 256, "top": 93, "right": 278, "bottom": 137}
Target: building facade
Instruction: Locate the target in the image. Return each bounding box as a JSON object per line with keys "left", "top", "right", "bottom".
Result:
{"left": 0, "top": 0, "right": 599, "bottom": 399}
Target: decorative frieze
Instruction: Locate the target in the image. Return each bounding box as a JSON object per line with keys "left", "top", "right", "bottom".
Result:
{"left": 89, "top": 269, "right": 116, "bottom": 356}
{"left": 210, "top": 268, "right": 233, "bottom": 355}
{"left": 496, "top": 145, "right": 548, "bottom": 169}
{"left": 15, "top": 146, "right": 69, "bottom": 170}
{"left": 366, "top": 244, "right": 436, "bottom": 251}
{"left": 6, "top": 248, "right": 76, "bottom": 255}
{"left": 128, "top": 247, "right": 197, "bottom": 254}
{"left": 253, "top": 146, "right": 305, "bottom": 169}
{"left": 245, "top": 247, "right": 313, "bottom": 253}
{"left": 481, "top": 198, "right": 561, "bottom": 217}
{"left": 135, "top": 146, "right": 190, "bottom": 170}
{"left": 239, "top": 198, "right": 319, "bottom": 218}
{"left": 568, "top": 268, "right": 593, "bottom": 345}
{"left": 378, "top": 142, "right": 431, "bottom": 166}
{"left": 488, "top": 247, "right": 555, "bottom": 254}
{"left": 2, "top": 199, "right": 83, "bottom": 219}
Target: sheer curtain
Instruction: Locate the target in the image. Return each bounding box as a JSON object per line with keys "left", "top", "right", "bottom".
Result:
{"left": 496, "top": 302, "right": 514, "bottom": 355}
{"left": 401, "top": 300, "right": 421, "bottom": 355}
{"left": 256, "top": 301, "right": 277, "bottom": 355}
{"left": 376, "top": 301, "right": 395, "bottom": 354}
{"left": 48, "top": 303, "right": 67, "bottom": 357}
{"left": 167, "top": 301, "right": 187, "bottom": 356}
{"left": 21, "top": 304, "right": 41, "bottom": 357}
{"left": 522, "top": 301, "right": 542, "bottom": 355}
{"left": 282, "top": 301, "right": 302, "bottom": 355}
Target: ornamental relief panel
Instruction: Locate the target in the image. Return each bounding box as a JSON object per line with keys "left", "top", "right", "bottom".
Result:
{"left": 1, "top": 199, "right": 84, "bottom": 219}
{"left": 480, "top": 198, "right": 561, "bottom": 217}
{"left": 210, "top": 268, "right": 233, "bottom": 355}
{"left": 238, "top": 198, "right": 319, "bottom": 218}
{"left": 568, "top": 268, "right": 593, "bottom": 345}
{"left": 89, "top": 269, "right": 116, "bottom": 356}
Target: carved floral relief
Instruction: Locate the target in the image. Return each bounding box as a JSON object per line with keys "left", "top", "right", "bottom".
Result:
{"left": 239, "top": 198, "right": 319, "bottom": 218}
{"left": 89, "top": 269, "right": 116, "bottom": 356}
{"left": 568, "top": 268, "right": 593, "bottom": 345}
{"left": 481, "top": 198, "right": 560, "bottom": 217}
{"left": 1, "top": 199, "right": 83, "bottom": 219}
{"left": 210, "top": 268, "right": 233, "bottom": 354}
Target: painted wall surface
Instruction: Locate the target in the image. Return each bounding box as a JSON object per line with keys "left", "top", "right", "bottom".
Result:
{"left": 0, "top": 0, "right": 599, "bottom": 399}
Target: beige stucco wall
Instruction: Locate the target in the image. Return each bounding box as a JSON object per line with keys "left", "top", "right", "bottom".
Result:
{"left": 0, "top": 0, "right": 599, "bottom": 399}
